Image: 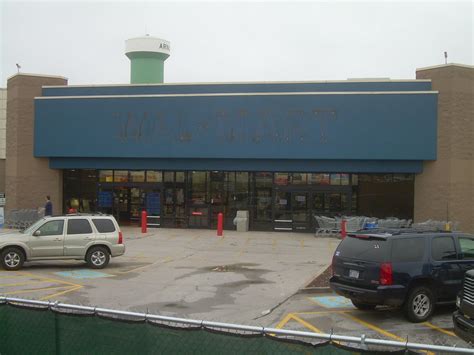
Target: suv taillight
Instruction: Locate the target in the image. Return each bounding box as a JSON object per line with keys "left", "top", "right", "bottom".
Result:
{"left": 118, "top": 231, "right": 123, "bottom": 244}
{"left": 379, "top": 262, "right": 393, "bottom": 286}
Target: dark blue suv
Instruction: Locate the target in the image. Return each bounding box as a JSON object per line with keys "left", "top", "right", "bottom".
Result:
{"left": 329, "top": 230, "right": 474, "bottom": 322}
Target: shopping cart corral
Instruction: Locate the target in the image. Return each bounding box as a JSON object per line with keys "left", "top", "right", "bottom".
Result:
{"left": 314, "top": 216, "right": 459, "bottom": 236}
{"left": 4, "top": 209, "right": 44, "bottom": 230}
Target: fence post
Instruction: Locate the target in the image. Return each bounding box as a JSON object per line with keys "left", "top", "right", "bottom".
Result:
{"left": 141, "top": 210, "right": 147, "bottom": 234}
{"left": 217, "top": 212, "right": 224, "bottom": 237}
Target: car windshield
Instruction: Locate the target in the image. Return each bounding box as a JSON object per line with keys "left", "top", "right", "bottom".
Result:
{"left": 21, "top": 218, "right": 46, "bottom": 234}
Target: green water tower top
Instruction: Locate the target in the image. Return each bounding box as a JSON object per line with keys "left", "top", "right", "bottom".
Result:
{"left": 125, "top": 36, "right": 170, "bottom": 84}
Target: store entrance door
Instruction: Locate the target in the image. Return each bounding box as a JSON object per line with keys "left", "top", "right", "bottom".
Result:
{"left": 273, "top": 191, "right": 310, "bottom": 232}
{"left": 273, "top": 191, "right": 292, "bottom": 231}
{"left": 162, "top": 186, "right": 186, "bottom": 228}
{"left": 113, "top": 187, "right": 130, "bottom": 223}
{"left": 129, "top": 187, "right": 161, "bottom": 226}
{"left": 98, "top": 186, "right": 161, "bottom": 226}
{"left": 292, "top": 192, "right": 310, "bottom": 232}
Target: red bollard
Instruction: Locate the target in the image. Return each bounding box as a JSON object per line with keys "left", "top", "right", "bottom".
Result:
{"left": 341, "top": 219, "right": 347, "bottom": 239}
{"left": 141, "top": 210, "right": 147, "bottom": 234}
{"left": 217, "top": 212, "right": 224, "bottom": 237}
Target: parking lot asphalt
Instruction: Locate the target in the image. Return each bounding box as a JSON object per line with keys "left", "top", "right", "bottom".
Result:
{"left": 261, "top": 292, "right": 471, "bottom": 351}
{"left": 1, "top": 227, "right": 471, "bottom": 351}
{"left": 0, "top": 227, "right": 338, "bottom": 324}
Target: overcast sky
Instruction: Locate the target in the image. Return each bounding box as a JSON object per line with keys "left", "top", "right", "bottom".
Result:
{"left": 1, "top": 1, "right": 472, "bottom": 86}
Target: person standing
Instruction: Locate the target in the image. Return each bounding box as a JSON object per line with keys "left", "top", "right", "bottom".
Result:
{"left": 45, "top": 196, "right": 53, "bottom": 216}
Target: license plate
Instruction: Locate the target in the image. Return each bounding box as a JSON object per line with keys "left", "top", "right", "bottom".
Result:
{"left": 349, "top": 269, "right": 359, "bottom": 279}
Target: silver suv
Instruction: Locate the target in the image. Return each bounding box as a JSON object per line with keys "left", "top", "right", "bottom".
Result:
{"left": 0, "top": 214, "right": 125, "bottom": 270}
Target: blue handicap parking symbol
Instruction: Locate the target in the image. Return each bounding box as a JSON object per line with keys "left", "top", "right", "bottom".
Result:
{"left": 55, "top": 270, "right": 112, "bottom": 279}
{"left": 311, "top": 296, "right": 354, "bottom": 309}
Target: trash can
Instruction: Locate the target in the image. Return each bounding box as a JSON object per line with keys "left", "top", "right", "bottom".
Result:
{"left": 233, "top": 210, "right": 249, "bottom": 232}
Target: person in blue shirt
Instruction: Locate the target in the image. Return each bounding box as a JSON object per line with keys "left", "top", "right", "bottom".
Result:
{"left": 45, "top": 196, "right": 53, "bottom": 216}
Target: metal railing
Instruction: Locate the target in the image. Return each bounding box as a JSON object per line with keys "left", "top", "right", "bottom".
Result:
{"left": 0, "top": 296, "right": 472, "bottom": 354}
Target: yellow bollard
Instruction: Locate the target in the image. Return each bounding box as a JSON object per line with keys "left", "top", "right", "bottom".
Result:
{"left": 445, "top": 222, "right": 451, "bottom": 231}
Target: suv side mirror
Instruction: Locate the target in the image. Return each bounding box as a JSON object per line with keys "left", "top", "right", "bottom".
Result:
{"left": 33, "top": 230, "right": 41, "bottom": 237}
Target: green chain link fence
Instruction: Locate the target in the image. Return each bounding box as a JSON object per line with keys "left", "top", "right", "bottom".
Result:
{"left": 0, "top": 300, "right": 448, "bottom": 354}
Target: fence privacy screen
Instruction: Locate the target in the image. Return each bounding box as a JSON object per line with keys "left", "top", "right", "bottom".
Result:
{"left": 0, "top": 302, "right": 421, "bottom": 355}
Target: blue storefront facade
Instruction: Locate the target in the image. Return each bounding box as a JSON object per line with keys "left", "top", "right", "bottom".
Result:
{"left": 34, "top": 80, "right": 438, "bottom": 231}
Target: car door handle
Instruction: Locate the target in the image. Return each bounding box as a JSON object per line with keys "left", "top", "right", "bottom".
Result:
{"left": 84, "top": 237, "right": 94, "bottom": 240}
{"left": 54, "top": 238, "right": 62, "bottom": 241}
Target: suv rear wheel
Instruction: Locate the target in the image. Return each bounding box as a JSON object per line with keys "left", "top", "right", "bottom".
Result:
{"left": 404, "top": 285, "right": 434, "bottom": 322}
{"left": 351, "top": 300, "right": 377, "bottom": 310}
{"left": 86, "top": 246, "right": 110, "bottom": 269}
{"left": 1, "top": 247, "right": 25, "bottom": 271}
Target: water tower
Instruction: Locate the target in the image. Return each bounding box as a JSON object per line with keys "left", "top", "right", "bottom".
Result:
{"left": 125, "top": 36, "right": 170, "bottom": 84}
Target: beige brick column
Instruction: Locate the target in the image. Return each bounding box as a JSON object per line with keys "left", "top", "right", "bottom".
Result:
{"left": 6, "top": 74, "right": 68, "bottom": 214}
{"left": 415, "top": 64, "right": 474, "bottom": 233}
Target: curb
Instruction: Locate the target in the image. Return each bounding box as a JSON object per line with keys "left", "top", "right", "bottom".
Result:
{"left": 297, "top": 287, "right": 332, "bottom": 294}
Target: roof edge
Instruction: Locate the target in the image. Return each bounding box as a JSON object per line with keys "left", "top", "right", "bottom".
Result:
{"left": 416, "top": 63, "right": 474, "bottom": 72}
{"left": 7, "top": 72, "right": 68, "bottom": 82}
{"left": 42, "top": 78, "right": 431, "bottom": 89}
{"left": 35, "top": 90, "right": 439, "bottom": 100}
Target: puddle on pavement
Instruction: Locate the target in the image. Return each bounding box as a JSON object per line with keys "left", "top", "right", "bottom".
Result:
{"left": 175, "top": 263, "right": 268, "bottom": 281}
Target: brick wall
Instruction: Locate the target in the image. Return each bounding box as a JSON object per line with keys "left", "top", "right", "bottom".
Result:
{"left": 415, "top": 64, "right": 474, "bottom": 233}
{"left": 6, "top": 74, "right": 67, "bottom": 214}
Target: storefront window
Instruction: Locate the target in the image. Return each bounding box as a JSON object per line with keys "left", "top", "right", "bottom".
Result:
{"left": 255, "top": 172, "right": 272, "bottom": 188}
{"left": 99, "top": 170, "right": 113, "bottom": 183}
{"left": 190, "top": 171, "right": 207, "bottom": 205}
{"left": 234, "top": 172, "right": 249, "bottom": 209}
{"left": 80, "top": 170, "right": 97, "bottom": 212}
{"left": 224, "top": 172, "right": 235, "bottom": 200}
{"left": 358, "top": 174, "right": 372, "bottom": 183}
{"left": 373, "top": 174, "right": 392, "bottom": 183}
{"left": 176, "top": 171, "right": 185, "bottom": 183}
{"left": 320, "top": 174, "right": 330, "bottom": 185}
{"left": 330, "top": 174, "right": 341, "bottom": 185}
{"left": 309, "top": 173, "right": 330, "bottom": 185}
{"left": 255, "top": 189, "right": 272, "bottom": 220}
{"left": 383, "top": 174, "right": 393, "bottom": 183}
{"left": 328, "top": 193, "right": 341, "bottom": 211}
{"left": 341, "top": 174, "right": 350, "bottom": 186}
{"left": 341, "top": 193, "right": 348, "bottom": 210}
{"left": 351, "top": 190, "right": 357, "bottom": 213}
{"left": 64, "top": 170, "right": 81, "bottom": 212}
{"left": 64, "top": 169, "right": 98, "bottom": 214}
{"left": 130, "top": 171, "right": 145, "bottom": 183}
{"left": 210, "top": 171, "right": 225, "bottom": 204}
{"left": 393, "top": 174, "right": 414, "bottom": 182}
{"left": 352, "top": 174, "right": 359, "bottom": 185}
{"left": 313, "top": 193, "right": 326, "bottom": 212}
{"left": 235, "top": 172, "right": 248, "bottom": 192}
{"left": 209, "top": 171, "right": 224, "bottom": 181}
{"left": 292, "top": 173, "right": 308, "bottom": 185}
{"left": 114, "top": 170, "right": 129, "bottom": 183}
{"left": 146, "top": 171, "right": 162, "bottom": 182}
{"left": 275, "top": 173, "right": 289, "bottom": 186}
{"left": 164, "top": 172, "right": 174, "bottom": 183}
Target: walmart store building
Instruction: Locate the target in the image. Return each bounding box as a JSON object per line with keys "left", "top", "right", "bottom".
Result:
{"left": 5, "top": 37, "right": 473, "bottom": 232}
